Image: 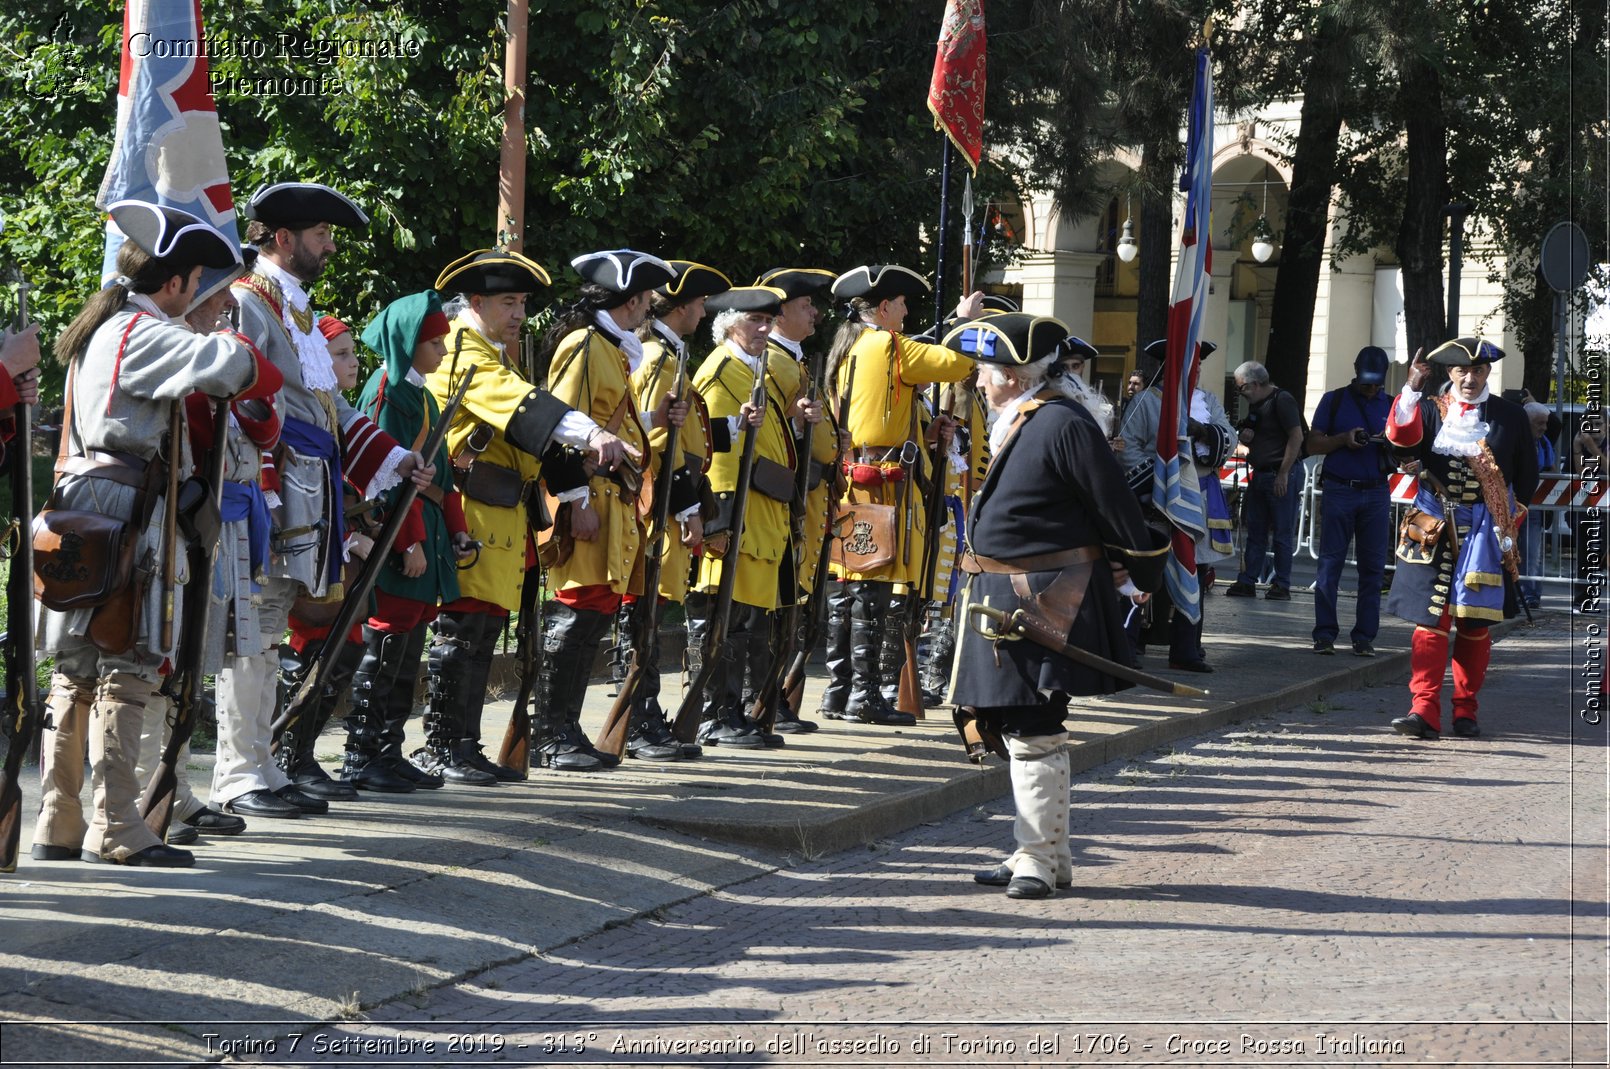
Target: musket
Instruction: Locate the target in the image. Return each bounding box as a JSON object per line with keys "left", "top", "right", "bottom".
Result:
{"left": 157, "top": 404, "right": 183, "bottom": 654}
{"left": 0, "top": 269, "right": 38, "bottom": 872}
{"left": 140, "top": 393, "right": 229, "bottom": 837}
{"left": 748, "top": 343, "right": 824, "bottom": 732}
{"left": 672, "top": 344, "right": 768, "bottom": 743}
{"left": 967, "top": 602, "right": 1209, "bottom": 699}
{"left": 272, "top": 367, "right": 476, "bottom": 740}
{"left": 495, "top": 555, "right": 543, "bottom": 776}
{"left": 597, "top": 349, "right": 688, "bottom": 756}
{"left": 896, "top": 383, "right": 953, "bottom": 719}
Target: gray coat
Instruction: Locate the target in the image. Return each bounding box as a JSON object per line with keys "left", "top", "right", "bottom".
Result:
{"left": 38, "top": 300, "right": 257, "bottom": 667}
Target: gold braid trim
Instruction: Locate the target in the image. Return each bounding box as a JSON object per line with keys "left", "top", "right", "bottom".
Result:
{"left": 1433, "top": 394, "right": 1521, "bottom": 579}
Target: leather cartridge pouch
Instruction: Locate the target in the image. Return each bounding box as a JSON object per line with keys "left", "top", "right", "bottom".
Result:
{"left": 32, "top": 509, "right": 135, "bottom": 611}
{"left": 458, "top": 458, "right": 525, "bottom": 508}
{"left": 1396, "top": 506, "right": 1445, "bottom": 565}
{"left": 749, "top": 455, "right": 795, "bottom": 502}
{"left": 830, "top": 502, "right": 897, "bottom": 572}
{"left": 535, "top": 488, "right": 573, "bottom": 569}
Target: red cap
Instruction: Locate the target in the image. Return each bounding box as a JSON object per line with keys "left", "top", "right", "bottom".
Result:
{"left": 317, "top": 315, "right": 351, "bottom": 341}
{"left": 419, "top": 311, "right": 451, "bottom": 343}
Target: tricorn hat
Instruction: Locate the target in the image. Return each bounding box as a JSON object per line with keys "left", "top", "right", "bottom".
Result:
{"left": 705, "top": 286, "right": 787, "bottom": 316}
{"left": 1052, "top": 335, "right": 1099, "bottom": 364}
{"left": 245, "top": 182, "right": 368, "bottom": 230}
{"left": 979, "top": 293, "right": 1021, "bottom": 314}
{"left": 571, "top": 249, "right": 676, "bottom": 295}
{"left": 941, "top": 312, "right": 1071, "bottom": 367}
{"left": 1143, "top": 337, "right": 1218, "bottom": 361}
{"left": 831, "top": 264, "right": 931, "bottom": 304}
{"left": 756, "top": 268, "right": 836, "bottom": 302}
{"left": 106, "top": 200, "right": 241, "bottom": 270}
{"left": 435, "top": 248, "right": 552, "bottom": 295}
{"left": 1427, "top": 336, "right": 1504, "bottom": 366}
{"left": 660, "top": 261, "right": 732, "bottom": 301}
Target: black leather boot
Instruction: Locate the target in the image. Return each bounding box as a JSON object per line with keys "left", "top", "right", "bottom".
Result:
{"left": 342, "top": 627, "right": 417, "bottom": 793}
{"left": 918, "top": 610, "right": 955, "bottom": 707}
{"left": 377, "top": 625, "right": 442, "bottom": 789}
{"left": 817, "top": 580, "right": 853, "bottom": 719}
{"left": 532, "top": 603, "right": 607, "bottom": 771}
{"left": 741, "top": 609, "right": 785, "bottom": 748}
{"left": 420, "top": 611, "right": 498, "bottom": 786}
{"left": 697, "top": 612, "right": 765, "bottom": 748}
{"left": 277, "top": 640, "right": 362, "bottom": 801}
{"left": 844, "top": 583, "right": 915, "bottom": 726}
{"left": 622, "top": 610, "right": 681, "bottom": 761}
{"left": 461, "top": 635, "right": 523, "bottom": 781}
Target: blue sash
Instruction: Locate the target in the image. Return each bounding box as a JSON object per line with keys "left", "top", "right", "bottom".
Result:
{"left": 280, "top": 416, "right": 344, "bottom": 587}
{"left": 220, "top": 481, "right": 271, "bottom": 583}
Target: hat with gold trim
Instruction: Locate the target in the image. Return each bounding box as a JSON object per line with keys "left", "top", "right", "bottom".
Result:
{"left": 435, "top": 248, "right": 552, "bottom": 295}
{"left": 756, "top": 268, "right": 836, "bottom": 301}
{"left": 941, "top": 312, "right": 1071, "bottom": 367}
{"left": 705, "top": 285, "right": 788, "bottom": 316}
{"left": 660, "top": 261, "right": 732, "bottom": 301}
{"left": 1427, "top": 336, "right": 1504, "bottom": 366}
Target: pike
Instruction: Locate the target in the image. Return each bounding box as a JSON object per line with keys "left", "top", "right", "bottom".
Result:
{"left": 0, "top": 268, "right": 37, "bottom": 872}
{"left": 672, "top": 343, "right": 768, "bottom": 743}
{"left": 272, "top": 367, "right": 476, "bottom": 741}
{"left": 896, "top": 381, "right": 953, "bottom": 720}
{"left": 597, "top": 347, "right": 690, "bottom": 757}
{"left": 967, "top": 602, "right": 1209, "bottom": 698}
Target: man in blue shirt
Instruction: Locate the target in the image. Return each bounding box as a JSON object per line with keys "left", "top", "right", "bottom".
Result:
{"left": 1306, "top": 346, "right": 1393, "bottom": 655}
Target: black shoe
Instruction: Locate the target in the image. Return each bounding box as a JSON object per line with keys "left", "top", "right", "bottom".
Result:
{"left": 760, "top": 730, "right": 787, "bottom": 749}
{"left": 773, "top": 711, "right": 819, "bottom": 734}
{"left": 1391, "top": 713, "right": 1441, "bottom": 740}
{"left": 31, "top": 843, "right": 79, "bottom": 861}
{"left": 82, "top": 844, "right": 195, "bottom": 868}
{"left": 182, "top": 808, "right": 247, "bottom": 836}
{"left": 1005, "top": 875, "right": 1053, "bottom": 899}
{"left": 347, "top": 760, "right": 417, "bottom": 794}
{"left": 817, "top": 708, "right": 846, "bottom": 721}
{"left": 1264, "top": 584, "right": 1291, "bottom": 601}
{"left": 1352, "top": 641, "right": 1376, "bottom": 658}
{"left": 677, "top": 740, "right": 704, "bottom": 759}
{"left": 973, "top": 863, "right": 1071, "bottom": 889}
{"left": 442, "top": 760, "right": 502, "bottom": 785}
{"left": 1224, "top": 581, "right": 1256, "bottom": 598}
{"left": 388, "top": 756, "right": 445, "bottom": 789}
{"left": 1313, "top": 639, "right": 1335, "bottom": 654}
{"left": 275, "top": 784, "right": 330, "bottom": 814}
{"left": 1167, "top": 659, "right": 1214, "bottom": 673}
{"left": 292, "top": 766, "right": 360, "bottom": 801}
{"left": 843, "top": 701, "right": 916, "bottom": 726}
{"left": 626, "top": 731, "right": 683, "bottom": 761}
{"left": 466, "top": 749, "right": 526, "bottom": 782}
{"left": 1452, "top": 717, "right": 1481, "bottom": 738}
{"left": 166, "top": 822, "right": 198, "bottom": 846}
{"left": 224, "top": 789, "right": 302, "bottom": 818}
{"left": 697, "top": 717, "right": 767, "bottom": 748}
{"left": 532, "top": 728, "right": 606, "bottom": 772}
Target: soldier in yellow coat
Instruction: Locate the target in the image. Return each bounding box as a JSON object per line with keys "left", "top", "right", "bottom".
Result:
{"left": 753, "top": 267, "right": 840, "bottom": 733}
{"left": 825, "top": 265, "right": 983, "bottom": 726}
{"left": 536, "top": 250, "right": 678, "bottom": 771}
{"left": 618, "top": 260, "right": 731, "bottom": 760}
{"left": 688, "top": 286, "right": 813, "bottom": 747}
{"left": 424, "top": 249, "right": 634, "bottom": 784}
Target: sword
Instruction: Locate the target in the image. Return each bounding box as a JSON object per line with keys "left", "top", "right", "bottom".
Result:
{"left": 967, "top": 603, "right": 1209, "bottom": 698}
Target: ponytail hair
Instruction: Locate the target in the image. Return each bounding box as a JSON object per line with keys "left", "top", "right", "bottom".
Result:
{"left": 824, "top": 297, "right": 877, "bottom": 396}
{"left": 537, "top": 282, "right": 633, "bottom": 375}
{"left": 56, "top": 243, "right": 189, "bottom": 366}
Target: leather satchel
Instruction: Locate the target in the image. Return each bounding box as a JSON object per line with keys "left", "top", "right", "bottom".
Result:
{"left": 830, "top": 502, "right": 897, "bottom": 572}
{"left": 458, "top": 457, "right": 525, "bottom": 508}
{"left": 749, "top": 455, "right": 795, "bottom": 502}
{"left": 32, "top": 509, "right": 135, "bottom": 612}
{"left": 1399, "top": 507, "right": 1446, "bottom": 548}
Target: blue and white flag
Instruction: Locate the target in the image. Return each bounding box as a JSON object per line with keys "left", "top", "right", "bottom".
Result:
{"left": 96, "top": 0, "right": 237, "bottom": 303}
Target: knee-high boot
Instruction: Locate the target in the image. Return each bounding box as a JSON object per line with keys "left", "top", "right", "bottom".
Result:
{"left": 342, "top": 627, "right": 416, "bottom": 793}
{"left": 532, "top": 602, "right": 608, "bottom": 771}
{"left": 817, "top": 580, "right": 854, "bottom": 719}
{"left": 1004, "top": 732, "right": 1071, "bottom": 893}
{"left": 741, "top": 609, "right": 785, "bottom": 748}
{"left": 848, "top": 586, "right": 915, "bottom": 726}
{"left": 32, "top": 674, "right": 93, "bottom": 857}
{"left": 1407, "top": 624, "right": 1451, "bottom": 730}
{"left": 377, "top": 624, "right": 444, "bottom": 788}
{"left": 84, "top": 674, "right": 173, "bottom": 863}
{"left": 421, "top": 610, "right": 499, "bottom": 786}
{"left": 621, "top": 600, "right": 682, "bottom": 761}
{"left": 277, "top": 639, "right": 362, "bottom": 800}
{"left": 1451, "top": 626, "right": 1492, "bottom": 725}
{"left": 695, "top": 602, "right": 765, "bottom": 748}
{"left": 918, "top": 609, "right": 956, "bottom": 707}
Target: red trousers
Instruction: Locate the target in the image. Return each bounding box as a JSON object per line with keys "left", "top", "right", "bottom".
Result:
{"left": 1408, "top": 607, "right": 1491, "bottom": 730}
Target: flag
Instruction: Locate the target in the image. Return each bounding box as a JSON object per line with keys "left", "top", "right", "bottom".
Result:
{"left": 97, "top": 0, "right": 237, "bottom": 303}
{"left": 1152, "top": 46, "right": 1214, "bottom": 623}
{"left": 927, "top": 0, "right": 987, "bottom": 173}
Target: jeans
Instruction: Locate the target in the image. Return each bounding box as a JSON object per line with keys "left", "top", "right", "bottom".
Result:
{"left": 1518, "top": 509, "right": 1545, "bottom": 601}
{"left": 1311, "top": 484, "right": 1390, "bottom": 645}
{"left": 1236, "top": 470, "right": 1301, "bottom": 589}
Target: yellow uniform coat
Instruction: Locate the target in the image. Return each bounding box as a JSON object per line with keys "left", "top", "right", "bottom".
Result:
{"left": 766, "top": 338, "right": 839, "bottom": 598}
{"left": 425, "top": 318, "right": 565, "bottom": 612}
{"left": 830, "top": 327, "right": 973, "bottom": 586}
{"left": 693, "top": 342, "right": 795, "bottom": 610}
{"left": 634, "top": 327, "right": 708, "bottom": 602}
{"left": 546, "top": 325, "right": 652, "bottom": 597}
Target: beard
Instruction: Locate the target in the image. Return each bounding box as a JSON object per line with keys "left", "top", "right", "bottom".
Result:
{"left": 288, "top": 241, "right": 328, "bottom": 283}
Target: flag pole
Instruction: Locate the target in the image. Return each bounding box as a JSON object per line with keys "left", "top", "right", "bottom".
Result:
{"left": 933, "top": 135, "right": 953, "bottom": 330}
{"left": 497, "top": 0, "right": 528, "bottom": 251}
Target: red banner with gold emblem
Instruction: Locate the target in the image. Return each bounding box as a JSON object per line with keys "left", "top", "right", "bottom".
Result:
{"left": 927, "top": 0, "right": 987, "bottom": 173}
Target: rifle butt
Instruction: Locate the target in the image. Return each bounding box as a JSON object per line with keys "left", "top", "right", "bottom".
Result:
{"left": 670, "top": 665, "right": 713, "bottom": 744}
{"left": 596, "top": 674, "right": 637, "bottom": 760}
{"left": 897, "top": 637, "right": 926, "bottom": 719}
{"left": 496, "top": 702, "right": 531, "bottom": 778}
{"left": 0, "top": 781, "right": 21, "bottom": 872}
{"left": 138, "top": 768, "right": 176, "bottom": 839}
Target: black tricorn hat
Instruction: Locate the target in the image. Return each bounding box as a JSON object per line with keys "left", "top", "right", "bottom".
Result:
{"left": 979, "top": 293, "right": 1021, "bottom": 314}
{"left": 107, "top": 200, "right": 241, "bottom": 270}
{"left": 1143, "top": 337, "right": 1218, "bottom": 361}
{"left": 706, "top": 285, "right": 787, "bottom": 316}
{"left": 941, "top": 312, "right": 1071, "bottom": 367}
{"left": 660, "top": 261, "right": 732, "bottom": 301}
{"left": 756, "top": 268, "right": 836, "bottom": 301}
{"left": 571, "top": 249, "right": 676, "bottom": 294}
{"left": 1427, "top": 336, "right": 1504, "bottom": 366}
{"left": 831, "top": 264, "right": 931, "bottom": 304}
{"left": 245, "top": 182, "right": 368, "bottom": 230}
{"left": 1053, "top": 335, "right": 1099, "bottom": 364}
{"left": 435, "top": 248, "right": 552, "bottom": 295}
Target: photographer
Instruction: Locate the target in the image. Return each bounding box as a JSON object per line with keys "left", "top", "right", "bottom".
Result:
{"left": 1305, "top": 346, "right": 1393, "bottom": 656}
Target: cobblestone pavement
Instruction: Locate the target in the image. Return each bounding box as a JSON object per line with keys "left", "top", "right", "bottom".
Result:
{"left": 246, "top": 620, "right": 1605, "bottom": 1067}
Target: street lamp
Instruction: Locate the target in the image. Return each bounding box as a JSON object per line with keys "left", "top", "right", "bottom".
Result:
{"left": 1116, "top": 196, "right": 1138, "bottom": 263}
{"left": 1250, "top": 180, "right": 1276, "bottom": 263}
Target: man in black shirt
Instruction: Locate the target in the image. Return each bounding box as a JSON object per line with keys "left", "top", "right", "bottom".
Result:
{"left": 1224, "top": 361, "right": 1305, "bottom": 600}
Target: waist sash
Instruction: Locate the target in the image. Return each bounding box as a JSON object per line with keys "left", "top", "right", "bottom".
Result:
{"left": 280, "top": 416, "right": 344, "bottom": 587}
{"left": 220, "top": 480, "right": 272, "bottom": 579}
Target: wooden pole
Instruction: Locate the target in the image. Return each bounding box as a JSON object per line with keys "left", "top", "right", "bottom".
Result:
{"left": 497, "top": 0, "right": 529, "bottom": 251}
